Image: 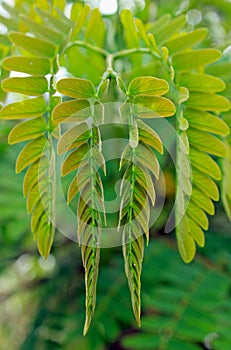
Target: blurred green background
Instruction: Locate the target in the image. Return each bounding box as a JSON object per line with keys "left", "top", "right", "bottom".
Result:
{"left": 0, "top": 0, "right": 231, "bottom": 349}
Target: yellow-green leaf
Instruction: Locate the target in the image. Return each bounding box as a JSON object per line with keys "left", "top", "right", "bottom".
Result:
{"left": 185, "top": 92, "right": 230, "bottom": 112}
{"left": 120, "top": 9, "right": 139, "bottom": 48}
{"left": 9, "top": 32, "right": 57, "bottom": 58}
{"left": 155, "top": 15, "right": 186, "bottom": 44}
{"left": 23, "top": 157, "right": 48, "bottom": 197}
{"left": 134, "top": 95, "right": 176, "bottom": 117}
{"left": 56, "top": 78, "right": 96, "bottom": 99}
{"left": 8, "top": 117, "right": 47, "bottom": 144}
{"left": 2, "top": 77, "right": 48, "bottom": 96}
{"left": 36, "top": 219, "right": 55, "bottom": 259}
{"left": 85, "top": 8, "right": 105, "bottom": 46}
{"left": 62, "top": 144, "right": 89, "bottom": 176}
{"left": 128, "top": 76, "right": 169, "bottom": 96}
{"left": 184, "top": 108, "right": 230, "bottom": 136}
{"left": 0, "top": 97, "right": 47, "bottom": 120}
{"left": 176, "top": 216, "right": 196, "bottom": 263}
{"left": 16, "top": 136, "right": 47, "bottom": 173}
{"left": 187, "top": 129, "right": 227, "bottom": 157}
{"left": 137, "top": 119, "right": 163, "bottom": 154}
{"left": 2, "top": 56, "right": 51, "bottom": 75}
{"left": 187, "top": 201, "right": 209, "bottom": 230}
{"left": 52, "top": 99, "right": 90, "bottom": 124}
{"left": 187, "top": 217, "right": 205, "bottom": 248}
{"left": 179, "top": 73, "right": 225, "bottom": 93}
{"left": 172, "top": 49, "right": 221, "bottom": 71}
{"left": 34, "top": 7, "right": 71, "bottom": 35}
{"left": 20, "top": 14, "right": 64, "bottom": 46}
{"left": 123, "top": 230, "right": 144, "bottom": 326}
{"left": 165, "top": 28, "right": 208, "bottom": 54}
{"left": 191, "top": 188, "right": 215, "bottom": 216}
{"left": 190, "top": 148, "right": 221, "bottom": 181}
{"left": 57, "top": 122, "right": 90, "bottom": 154}
{"left": 192, "top": 169, "right": 219, "bottom": 201}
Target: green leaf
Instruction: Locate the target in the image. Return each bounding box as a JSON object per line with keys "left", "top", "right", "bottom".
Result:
{"left": 26, "top": 179, "right": 47, "bottom": 214}
{"left": 191, "top": 188, "right": 215, "bottom": 216}
{"left": 137, "top": 119, "right": 163, "bottom": 154}
{"left": 134, "top": 95, "right": 176, "bottom": 117}
{"left": 123, "top": 231, "right": 144, "bottom": 327}
{"left": 34, "top": 7, "right": 71, "bottom": 35}
{"left": 222, "top": 141, "right": 231, "bottom": 221}
{"left": 165, "top": 28, "right": 208, "bottom": 54}
{"left": 120, "top": 9, "right": 139, "bottom": 48}
{"left": 128, "top": 76, "right": 169, "bottom": 96}
{"left": 8, "top": 32, "right": 57, "bottom": 58}
{"left": 16, "top": 136, "right": 47, "bottom": 173}
{"left": 82, "top": 240, "right": 100, "bottom": 335}
{"left": 187, "top": 202, "right": 209, "bottom": 230}
{"left": 187, "top": 217, "right": 205, "bottom": 247}
{"left": 2, "top": 56, "right": 51, "bottom": 75}
{"left": 2, "top": 76, "right": 48, "bottom": 96}
{"left": 172, "top": 49, "right": 221, "bottom": 71}
{"left": 52, "top": 99, "right": 90, "bottom": 124}
{"left": 85, "top": 8, "right": 105, "bottom": 46}
{"left": 8, "top": 117, "right": 47, "bottom": 144}
{"left": 187, "top": 129, "right": 227, "bottom": 157}
{"left": 97, "top": 79, "right": 109, "bottom": 98}
{"left": 121, "top": 145, "right": 159, "bottom": 179}
{"left": 0, "top": 97, "right": 47, "bottom": 119}
{"left": 67, "top": 175, "right": 79, "bottom": 204}
{"left": 56, "top": 78, "right": 96, "bottom": 99}
{"left": 71, "top": 4, "right": 90, "bottom": 40}
{"left": 184, "top": 108, "right": 230, "bottom": 136}
{"left": 192, "top": 169, "right": 219, "bottom": 201}
{"left": 176, "top": 217, "right": 196, "bottom": 263}
{"left": 147, "top": 14, "right": 171, "bottom": 35}
{"left": 155, "top": 15, "right": 186, "bottom": 44}
{"left": 135, "top": 19, "right": 151, "bottom": 48}
{"left": 135, "top": 165, "right": 155, "bottom": 206}
{"left": 62, "top": 144, "right": 89, "bottom": 176}
{"left": 185, "top": 92, "right": 230, "bottom": 112}
{"left": 57, "top": 122, "right": 90, "bottom": 155}
{"left": 23, "top": 157, "right": 48, "bottom": 197}
{"left": 190, "top": 148, "right": 221, "bottom": 181}
{"left": 36, "top": 218, "right": 55, "bottom": 259}
{"left": 20, "top": 14, "right": 64, "bottom": 46}
{"left": 179, "top": 73, "right": 225, "bottom": 93}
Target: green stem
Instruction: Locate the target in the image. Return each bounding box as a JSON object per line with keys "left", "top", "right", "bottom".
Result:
{"left": 64, "top": 41, "right": 109, "bottom": 57}
{"left": 63, "top": 41, "right": 162, "bottom": 72}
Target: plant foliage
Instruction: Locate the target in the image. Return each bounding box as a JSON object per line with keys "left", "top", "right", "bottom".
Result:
{"left": 0, "top": 0, "right": 230, "bottom": 333}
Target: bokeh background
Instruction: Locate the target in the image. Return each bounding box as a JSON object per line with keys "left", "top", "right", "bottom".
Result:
{"left": 0, "top": 0, "right": 231, "bottom": 349}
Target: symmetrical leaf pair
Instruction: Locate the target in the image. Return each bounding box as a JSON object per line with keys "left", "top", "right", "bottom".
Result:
{"left": 53, "top": 78, "right": 106, "bottom": 335}
{"left": 117, "top": 76, "right": 176, "bottom": 324}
